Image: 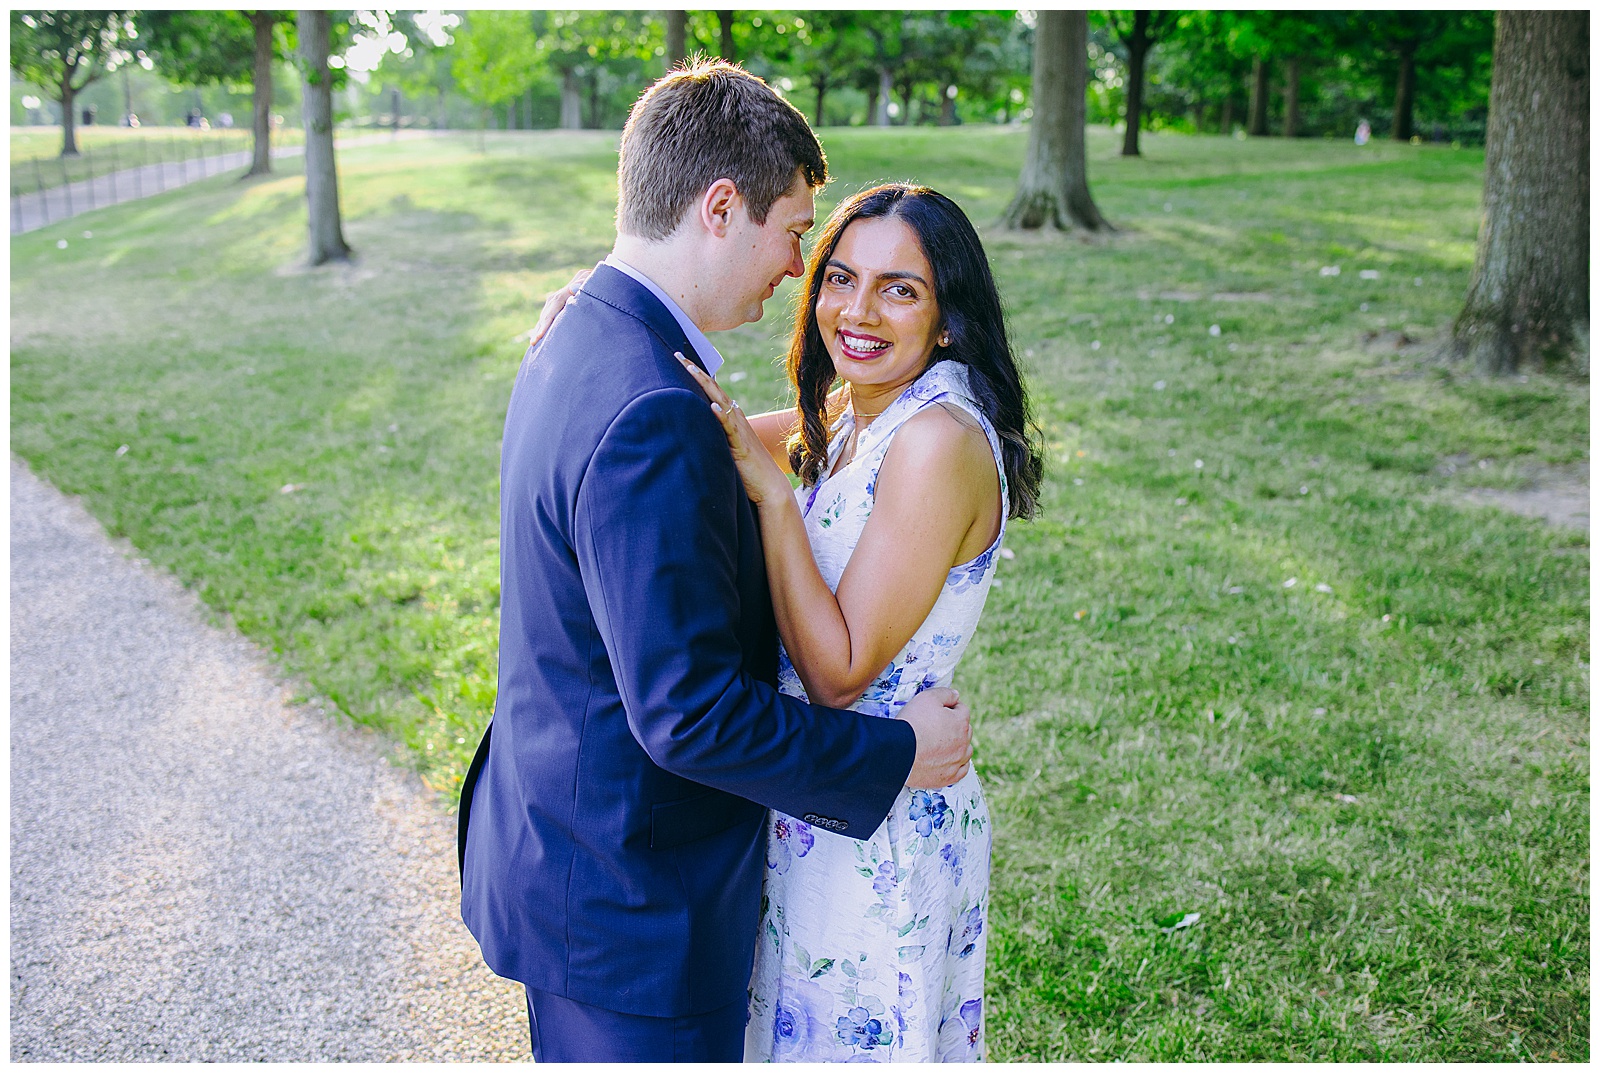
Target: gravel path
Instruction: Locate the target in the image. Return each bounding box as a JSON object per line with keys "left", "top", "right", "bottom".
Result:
{"left": 9, "top": 458, "right": 530, "bottom": 1061}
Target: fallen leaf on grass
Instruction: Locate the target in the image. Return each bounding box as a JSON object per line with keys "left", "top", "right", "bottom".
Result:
{"left": 1334, "top": 793, "right": 1359, "bottom": 804}
{"left": 280, "top": 483, "right": 306, "bottom": 495}
{"left": 1157, "top": 911, "right": 1201, "bottom": 933}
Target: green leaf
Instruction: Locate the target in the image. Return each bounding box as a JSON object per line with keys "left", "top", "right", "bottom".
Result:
{"left": 809, "top": 958, "right": 835, "bottom": 978}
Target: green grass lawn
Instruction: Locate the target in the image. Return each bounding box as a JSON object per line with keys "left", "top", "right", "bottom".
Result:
{"left": 11, "top": 124, "right": 301, "bottom": 194}
{"left": 11, "top": 125, "right": 1587, "bottom": 1060}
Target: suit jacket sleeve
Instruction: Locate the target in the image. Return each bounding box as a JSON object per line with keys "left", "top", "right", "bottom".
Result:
{"left": 573, "top": 385, "right": 916, "bottom": 837}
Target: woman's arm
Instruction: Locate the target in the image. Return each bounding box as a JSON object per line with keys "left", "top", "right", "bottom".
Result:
{"left": 679, "top": 359, "right": 999, "bottom": 709}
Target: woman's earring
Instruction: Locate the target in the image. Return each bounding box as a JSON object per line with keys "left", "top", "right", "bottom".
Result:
{"left": 939, "top": 333, "right": 951, "bottom": 347}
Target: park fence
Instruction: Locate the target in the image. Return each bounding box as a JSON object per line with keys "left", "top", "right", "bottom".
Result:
{"left": 11, "top": 130, "right": 257, "bottom": 235}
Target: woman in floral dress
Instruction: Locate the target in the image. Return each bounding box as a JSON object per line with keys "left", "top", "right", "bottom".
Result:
{"left": 680, "top": 184, "right": 1043, "bottom": 1062}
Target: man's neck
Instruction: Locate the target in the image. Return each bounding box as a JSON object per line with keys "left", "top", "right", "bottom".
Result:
{"left": 611, "top": 234, "right": 718, "bottom": 331}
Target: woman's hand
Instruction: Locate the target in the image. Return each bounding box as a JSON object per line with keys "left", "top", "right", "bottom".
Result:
{"left": 528, "top": 267, "right": 594, "bottom": 349}
{"left": 677, "top": 357, "right": 794, "bottom": 507}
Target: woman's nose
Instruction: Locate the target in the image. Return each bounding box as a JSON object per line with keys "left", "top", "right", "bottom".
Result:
{"left": 842, "top": 288, "right": 876, "bottom": 323}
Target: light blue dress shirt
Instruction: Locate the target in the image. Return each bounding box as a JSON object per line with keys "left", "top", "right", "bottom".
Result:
{"left": 602, "top": 255, "right": 724, "bottom": 379}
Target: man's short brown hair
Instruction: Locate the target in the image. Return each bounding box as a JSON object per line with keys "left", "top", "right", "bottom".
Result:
{"left": 616, "top": 60, "right": 828, "bottom": 240}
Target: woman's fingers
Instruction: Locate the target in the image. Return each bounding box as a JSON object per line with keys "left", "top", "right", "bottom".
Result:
{"left": 676, "top": 354, "right": 738, "bottom": 412}
{"left": 528, "top": 269, "right": 595, "bottom": 348}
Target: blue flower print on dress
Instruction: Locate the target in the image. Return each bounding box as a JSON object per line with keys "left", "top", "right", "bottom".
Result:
{"left": 940, "top": 842, "right": 966, "bottom": 884}
{"left": 836, "top": 1006, "right": 891, "bottom": 1050}
{"left": 768, "top": 815, "right": 815, "bottom": 874}
{"left": 959, "top": 998, "right": 983, "bottom": 1053}
{"left": 901, "top": 640, "right": 938, "bottom": 677}
{"left": 909, "top": 791, "right": 951, "bottom": 839}
{"left": 872, "top": 860, "right": 901, "bottom": 910}
{"left": 946, "top": 544, "right": 997, "bottom": 594}
{"left": 950, "top": 903, "right": 984, "bottom": 959}
{"left": 893, "top": 970, "right": 918, "bottom": 1040}
{"left": 771, "top": 977, "right": 846, "bottom": 1061}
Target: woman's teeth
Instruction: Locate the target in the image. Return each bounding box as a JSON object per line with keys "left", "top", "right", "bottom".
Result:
{"left": 842, "top": 333, "right": 889, "bottom": 353}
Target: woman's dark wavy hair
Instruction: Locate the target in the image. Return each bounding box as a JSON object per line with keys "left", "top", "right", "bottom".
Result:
{"left": 785, "top": 183, "right": 1045, "bottom": 519}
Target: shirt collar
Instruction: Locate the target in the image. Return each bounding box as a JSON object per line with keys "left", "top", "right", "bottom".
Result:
{"left": 602, "top": 254, "right": 724, "bottom": 379}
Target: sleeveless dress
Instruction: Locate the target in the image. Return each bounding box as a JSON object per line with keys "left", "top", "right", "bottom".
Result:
{"left": 745, "top": 360, "right": 1006, "bottom": 1063}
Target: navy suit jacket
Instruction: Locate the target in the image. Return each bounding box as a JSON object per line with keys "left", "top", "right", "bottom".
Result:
{"left": 459, "top": 264, "right": 917, "bottom": 1017}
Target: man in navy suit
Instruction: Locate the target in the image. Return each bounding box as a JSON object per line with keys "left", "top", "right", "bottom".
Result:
{"left": 458, "top": 61, "right": 973, "bottom": 1062}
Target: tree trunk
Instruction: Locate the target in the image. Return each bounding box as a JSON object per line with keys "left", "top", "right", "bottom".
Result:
{"left": 1450, "top": 10, "right": 1589, "bottom": 376}
{"left": 875, "top": 66, "right": 893, "bottom": 126}
{"left": 246, "top": 13, "right": 275, "bottom": 175}
{"left": 665, "top": 10, "right": 687, "bottom": 67}
{"left": 814, "top": 74, "right": 828, "bottom": 127}
{"left": 898, "top": 82, "right": 913, "bottom": 126}
{"left": 940, "top": 88, "right": 958, "bottom": 126}
{"left": 60, "top": 76, "right": 80, "bottom": 157}
{"left": 717, "top": 11, "right": 735, "bottom": 61}
{"left": 1003, "top": 10, "right": 1108, "bottom": 231}
{"left": 1220, "top": 93, "right": 1233, "bottom": 134}
{"left": 298, "top": 10, "right": 351, "bottom": 266}
{"left": 559, "top": 69, "right": 582, "bottom": 130}
{"left": 584, "top": 69, "right": 601, "bottom": 128}
{"left": 1391, "top": 49, "right": 1417, "bottom": 141}
{"left": 865, "top": 83, "right": 879, "bottom": 127}
{"left": 1120, "top": 11, "right": 1151, "bottom": 156}
{"left": 1282, "top": 57, "right": 1301, "bottom": 139}
{"left": 1248, "top": 56, "right": 1269, "bottom": 136}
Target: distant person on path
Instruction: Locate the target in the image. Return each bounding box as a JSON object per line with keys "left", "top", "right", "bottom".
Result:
{"left": 1355, "top": 119, "right": 1372, "bottom": 146}
{"left": 457, "top": 61, "right": 973, "bottom": 1063}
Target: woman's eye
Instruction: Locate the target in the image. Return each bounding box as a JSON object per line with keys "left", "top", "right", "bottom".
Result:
{"left": 826, "top": 272, "right": 851, "bottom": 286}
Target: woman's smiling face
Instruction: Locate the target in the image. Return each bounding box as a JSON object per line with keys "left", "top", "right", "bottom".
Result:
{"left": 814, "top": 215, "right": 943, "bottom": 397}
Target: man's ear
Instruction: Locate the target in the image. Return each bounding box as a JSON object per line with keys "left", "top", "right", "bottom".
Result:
{"left": 698, "top": 178, "right": 741, "bottom": 238}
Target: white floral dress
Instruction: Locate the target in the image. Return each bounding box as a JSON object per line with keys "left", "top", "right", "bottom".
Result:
{"left": 745, "top": 360, "right": 1005, "bottom": 1063}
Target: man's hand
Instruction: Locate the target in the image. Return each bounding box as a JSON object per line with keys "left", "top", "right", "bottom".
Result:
{"left": 899, "top": 687, "right": 972, "bottom": 788}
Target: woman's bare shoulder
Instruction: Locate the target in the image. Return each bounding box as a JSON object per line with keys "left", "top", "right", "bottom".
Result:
{"left": 884, "top": 402, "right": 996, "bottom": 482}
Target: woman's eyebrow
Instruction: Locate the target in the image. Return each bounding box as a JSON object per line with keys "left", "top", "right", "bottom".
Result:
{"left": 825, "top": 259, "right": 928, "bottom": 288}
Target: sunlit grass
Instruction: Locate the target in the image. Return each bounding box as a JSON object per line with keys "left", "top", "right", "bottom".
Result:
{"left": 10, "top": 127, "right": 1586, "bottom": 1061}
